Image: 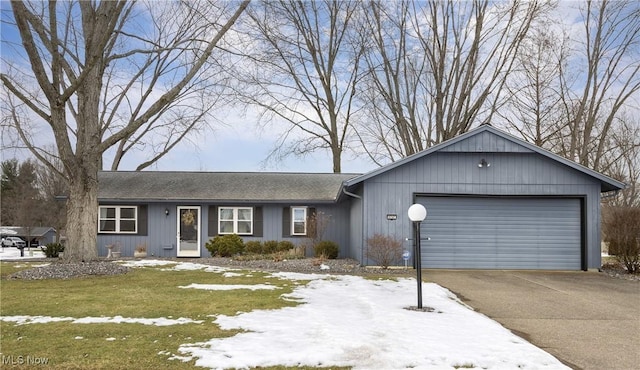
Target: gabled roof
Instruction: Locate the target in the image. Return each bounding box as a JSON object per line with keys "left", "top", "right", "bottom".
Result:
{"left": 344, "top": 125, "right": 626, "bottom": 193}
{"left": 98, "top": 171, "right": 360, "bottom": 203}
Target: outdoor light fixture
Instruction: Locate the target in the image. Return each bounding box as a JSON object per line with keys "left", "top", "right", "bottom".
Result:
{"left": 408, "top": 203, "right": 427, "bottom": 309}
{"left": 478, "top": 158, "right": 490, "bottom": 168}
{"left": 165, "top": 208, "right": 170, "bottom": 216}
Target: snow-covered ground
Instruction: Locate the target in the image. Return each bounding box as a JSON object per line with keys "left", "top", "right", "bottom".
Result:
{"left": 0, "top": 246, "right": 45, "bottom": 260}
{"left": 1, "top": 259, "right": 569, "bottom": 369}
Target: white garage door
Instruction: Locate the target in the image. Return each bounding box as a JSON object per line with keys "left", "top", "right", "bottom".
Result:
{"left": 416, "top": 197, "right": 582, "bottom": 270}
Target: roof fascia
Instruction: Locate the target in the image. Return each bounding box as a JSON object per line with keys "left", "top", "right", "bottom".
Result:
{"left": 97, "top": 198, "right": 339, "bottom": 204}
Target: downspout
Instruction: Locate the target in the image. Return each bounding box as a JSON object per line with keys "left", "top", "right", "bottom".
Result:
{"left": 342, "top": 186, "right": 364, "bottom": 265}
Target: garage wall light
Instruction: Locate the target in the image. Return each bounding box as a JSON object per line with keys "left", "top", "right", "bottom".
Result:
{"left": 478, "top": 158, "right": 490, "bottom": 168}
{"left": 165, "top": 208, "right": 170, "bottom": 216}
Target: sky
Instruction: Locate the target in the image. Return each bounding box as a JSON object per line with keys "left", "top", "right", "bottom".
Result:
{"left": 0, "top": 1, "right": 378, "bottom": 175}
{"left": 0, "top": 257, "right": 570, "bottom": 369}
{"left": 2, "top": 1, "right": 634, "bottom": 176}
{"left": 117, "top": 116, "right": 379, "bottom": 174}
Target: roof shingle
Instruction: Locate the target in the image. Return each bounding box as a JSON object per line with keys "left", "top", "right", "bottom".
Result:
{"left": 98, "top": 171, "right": 360, "bottom": 203}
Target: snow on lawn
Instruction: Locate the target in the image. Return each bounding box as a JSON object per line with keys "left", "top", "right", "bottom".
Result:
{"left": 0, "top": 315, "right": 203, "bottom": 326}
{"left": 117, "top": 259, "right": 178, "bottom": 267}
{"left": 1, "top": 259, "right": 568, "bottom": 369}
{"left": 0, "top": 247, "right": 45, "bottom": 260}
{"left": 118, "top": 259, "right": 240, "bottom": 274}
{"left": 179, "top": 273, "right": 569, "bottom": 370}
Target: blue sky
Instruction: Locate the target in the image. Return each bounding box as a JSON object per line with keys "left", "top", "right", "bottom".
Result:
{"left": 0, "top": 1, "right": 377, "bottom": 175}
{"left": 118, "top": 126, "right": 377, "bottom": 174}
{"left": 2, "top": 1, "right": 635, "bottom": 176}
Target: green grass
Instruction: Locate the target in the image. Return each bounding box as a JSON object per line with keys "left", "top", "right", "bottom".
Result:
{"left": 0, "top": 261, "right": 45, "bottom": 278}
{"left": 0, "top": 262, "right": 339, "bottom": 369}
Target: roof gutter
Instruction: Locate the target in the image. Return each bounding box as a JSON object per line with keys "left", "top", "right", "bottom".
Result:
{"left": 342, "top": 186, "right": 362, "bottom": 199}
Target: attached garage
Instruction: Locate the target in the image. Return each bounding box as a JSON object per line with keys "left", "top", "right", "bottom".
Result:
{"left": 343, "top": 125, "right": 625, "bottom": 270}
{"left": 417, "top": 196, "right": 582, "bottom": 270}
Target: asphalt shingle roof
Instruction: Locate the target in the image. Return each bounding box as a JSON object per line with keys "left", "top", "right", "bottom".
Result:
{"left": 98, "top": 171, "right": 360, "bottom": 203}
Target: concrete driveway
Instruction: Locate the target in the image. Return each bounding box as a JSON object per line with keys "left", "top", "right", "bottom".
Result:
{"left": 425, "top": 270, "right": 639, "bottom": 370}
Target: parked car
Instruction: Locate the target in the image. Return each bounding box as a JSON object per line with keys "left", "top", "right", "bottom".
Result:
{"left": 1, "top": 236, "right": 26, "bottom": 248}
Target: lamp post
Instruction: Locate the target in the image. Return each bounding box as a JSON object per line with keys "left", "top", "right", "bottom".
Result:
{"left": 408, "top": 203, "right": 427, "bottom": 309}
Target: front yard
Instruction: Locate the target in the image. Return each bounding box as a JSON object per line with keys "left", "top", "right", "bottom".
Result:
{"left": 0, "top": 261, "right": 295, "bottom": 369}
{"left": 0, "top": 259, "right": 568, "bottom": 369}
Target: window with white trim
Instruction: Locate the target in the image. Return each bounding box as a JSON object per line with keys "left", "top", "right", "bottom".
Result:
{"left": 291, "top": 207, "right": 307, "bottom": 235}
{"left": 98, "top": 206, "right": 137, "bottom": 233}
{"left": 218, "top": 207, "right": 253, "bottom": 235}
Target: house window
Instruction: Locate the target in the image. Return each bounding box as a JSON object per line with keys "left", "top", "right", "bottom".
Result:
{"left": 291, "top": 207, "right": 307, "bottom": 235}
{"left": 218, "top": 207, "right": 253, "bottom": 235}
{"left": 99, "top": 206, "right": 137, "bottom": 233}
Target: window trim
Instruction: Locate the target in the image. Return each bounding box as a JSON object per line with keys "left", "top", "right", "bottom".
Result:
{"left": 218, "top": 207, "right": 253, "bottom": 235}
{"left": 98, "top": 205, "right": 138, "bottom": 234}
{"left": 291, "top": 206, "right": 308, "bottom": 236}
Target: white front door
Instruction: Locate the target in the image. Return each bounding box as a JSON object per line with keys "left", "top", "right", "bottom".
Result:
{"left": 177, "top": 206, "right": 201, "bottom": 257}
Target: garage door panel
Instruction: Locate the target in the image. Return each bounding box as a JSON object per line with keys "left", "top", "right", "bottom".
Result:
{"left": 418, "top": 197, "right": 581, "bottom": 270}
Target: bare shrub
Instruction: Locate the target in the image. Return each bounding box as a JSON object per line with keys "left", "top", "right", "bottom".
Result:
{"left": 603, "top": 206, "right": 640, "bottom": 273}
{"left": 300, "top": 211, "right": 332, "bottom": 256}
{"left": 307, "top": 211, "right": 331, "bottom": 245}
{"left": 366, "top": 234, "right": 403, "bottom": 269}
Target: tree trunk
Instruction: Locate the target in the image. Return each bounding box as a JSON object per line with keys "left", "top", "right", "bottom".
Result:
{"left": 63, "top": 170, "right": 99, "bottom": 262}
{"left": 332, "top": 144, "right": 342, "bottom": 173}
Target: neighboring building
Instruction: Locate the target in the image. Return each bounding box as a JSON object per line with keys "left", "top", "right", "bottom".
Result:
{"left": 97, "top": 125, "right": 625, "bottom": 270}
{"left": 0, "top": 226, "right": 57, "bottom": 246}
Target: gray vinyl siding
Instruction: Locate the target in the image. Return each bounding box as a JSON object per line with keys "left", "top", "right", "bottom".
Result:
{"left": 242, "top": 203, "right": 351, "bottom": 257}
{"left": 440, "top": 130, "right": 534, "bottom": 153}
{"left": 98, "top": 203, "right": 179, "bottom": 258}
{"left": 357, "top": 150, "right": 603, "bottom": 269}
{"left": 97, "top": 202, "right": 352, "bottom": 258}
{"left": 345, "top": 188, "right": 364, "bottom": 263}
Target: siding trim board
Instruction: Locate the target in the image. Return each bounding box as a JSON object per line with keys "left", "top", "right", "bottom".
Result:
{"left": 413, "top": 194, "right": 585, "bottom": 270}
{"left": 580, "top": 197, "right": 588, "bottom": 271}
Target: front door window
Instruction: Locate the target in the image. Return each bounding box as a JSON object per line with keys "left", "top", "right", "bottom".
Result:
{"left": 177, "top": 206, "right": 200, "bottom": 257}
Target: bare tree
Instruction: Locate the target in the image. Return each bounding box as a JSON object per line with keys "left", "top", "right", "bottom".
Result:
{"left": 498, "top": 23, "right": 570, "bottom": 148}
{"left": 229, "top": 0, "right": 363, "bottom": 173}
{"left": 36, "top": 152, "right": 68, "bottom": 233}
{"left": 1, "top": 0, "right": 250, "bottom": 261}
{"left": 354, "top": 0, "right": 430, "bottom": 165}
{"left": 354, "top": 0, "right": 548, "bottom": 163}
{"left": 497, "top": 0, "right": 639, "bottom": 206}
{"left": 602, "top": 205, "right": 640, "bottom": 273}
{"left": 600, "top": 113, "right": 640, "bottom": 207}
{"left": 555, "top": 0, "right": 640, "bottom": 171}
